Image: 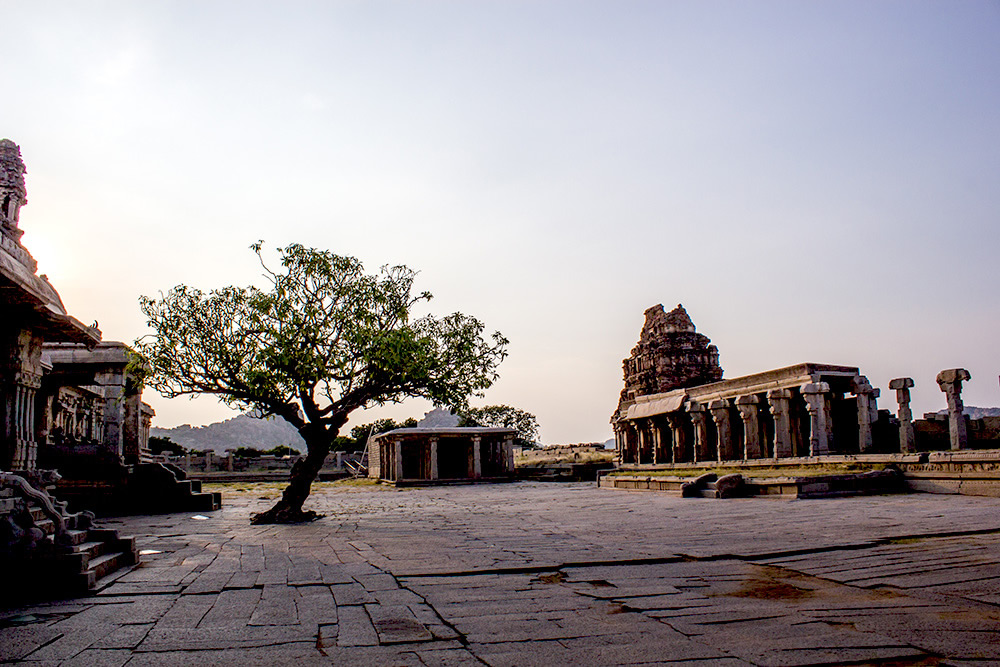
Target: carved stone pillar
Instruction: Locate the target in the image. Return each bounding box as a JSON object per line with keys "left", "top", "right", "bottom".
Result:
{"left": 937, "top": 369, "right": 971, "bottom": 450}
{"left": 889, "top": 377, "right": 916, "bottom": 453}
{"left": 852, "top": 377, "right": 876, "bottom": 453}
{"left": 394, "top": 438, "right": 404, "bottom": 480}
{"left": 636, "top": 423, "right": 647, "bottom": 465}
{"left": 709, "top": 399, "right": 735, "bottom": 461}
{"left": 473, "top": 435, "right": 482, "bottom": 478}
{"left": 666, "top": 413, "right": 687, "bottom": 463}
{"left": 429, "top": 437, "right": 439, "bottom": 480}
{"left": 504, "top": 435, "right": 514, "bottom": 473}
{"left": 801, "top": 382, "right": 832, "bottom": 456}
{"left": 736, "top": 395, "right": 762, "bottom": 459}
{"left": 767, "top": 389, "right": 794, "bottom": 458}
{"left": 612, "top": 425, "right": 623, "bottom": 465}
{"left": 651, "top": 420, "right": 664, "bottom": 464}
{"left": 686, "top": 402, "right": 709, "bottom": 463}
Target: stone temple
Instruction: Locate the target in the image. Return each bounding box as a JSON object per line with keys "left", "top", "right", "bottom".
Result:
{"left": 618, "top": 304, "right": 722, "bottom": 410}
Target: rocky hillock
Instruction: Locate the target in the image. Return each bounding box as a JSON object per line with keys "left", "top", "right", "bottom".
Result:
{"left": 151, "top": 414, "right": 305, "bottom": 454}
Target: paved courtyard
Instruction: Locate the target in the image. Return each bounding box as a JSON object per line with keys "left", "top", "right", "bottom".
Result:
{"left": 5, "top": 481, "right": 1000, "bottom": 666}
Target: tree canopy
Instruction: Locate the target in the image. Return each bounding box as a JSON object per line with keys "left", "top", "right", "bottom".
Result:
{"left": 136, "top": 243, "right": 507, "bottom": 522}
{"left": 458, "top": 405, "right": 540, "bottom": 447}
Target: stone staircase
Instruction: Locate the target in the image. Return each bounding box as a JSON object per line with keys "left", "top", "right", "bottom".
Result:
{"left": 2, "top": 473, "right": 138, "bottom": 602}
{"left": 54, "top": 462, "right": 221, "bottom": 515}
{"left": 27, "top": 503, "right": 138, "bottom": 593}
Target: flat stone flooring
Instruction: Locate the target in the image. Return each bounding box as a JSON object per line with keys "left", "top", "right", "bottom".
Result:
{"left": 5, "top": 482, "right": 1000, "bottom": 665}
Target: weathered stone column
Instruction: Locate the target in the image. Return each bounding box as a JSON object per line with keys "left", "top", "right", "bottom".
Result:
{"left": 852, "top": 377, "right": 876, "bottom": 453}
{"left": 473, "top": 435, "right": 482, "bottom": 478}
{"left": 429, "top": 437, "right": 439, "bottom": 480}
{"left": 889, "top": 377, "right": 916, "bottom": 453}
{"left": 394, "top": 438, "right": 404, "bottom": 480}
{"left": 666, "top": 413, "right": 687, "bottom": 463}
{"left": 709, "top": 399, "right": 735, "bottom": 461}
{"left": 504, "top": 435, "right": 515, "bottom": 473}
{"left": 686, "top": 402, "right": 710, "bottom": 463}
{"left": 736, "top": 395, "right": 762, "bottom": 459}
{"left": 767, "top": 389, "right": 794, "bottom": 458}
{"left": 650, "top": 420, "right": 663, "bottom": 464}
{"left": 612, "top": 425, "right": 624, "bottom": 465}
{"left": 801, "top": 382, "right": 832, "bottom": 456}
{"left": 937, "top": 368, "right": 971, "bottom": 450}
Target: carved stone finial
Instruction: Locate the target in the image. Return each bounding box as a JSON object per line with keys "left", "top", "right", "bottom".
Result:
{"left": 0, "top": 138, "right": 28, "bottom": 235}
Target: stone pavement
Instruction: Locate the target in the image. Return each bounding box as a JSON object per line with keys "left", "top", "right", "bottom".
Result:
{"left": 5, "top": 482, "right": 1000, "bottom": 665}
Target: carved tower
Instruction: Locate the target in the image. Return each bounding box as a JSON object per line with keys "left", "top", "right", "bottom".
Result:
{"left": 618, "top": 304, "right": 723, "bottom": 409}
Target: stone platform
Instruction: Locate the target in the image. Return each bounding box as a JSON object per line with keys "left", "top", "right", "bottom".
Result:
{"left": 4, "top": 481, "right": 1000, "bottom": 665}
{"left": 604, "top": 450, "right": 1000, "bottom": 498}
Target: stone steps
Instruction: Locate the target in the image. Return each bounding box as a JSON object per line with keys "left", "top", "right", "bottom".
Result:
{"left": 11, "top": 498, "right": 139, "bottom": 600}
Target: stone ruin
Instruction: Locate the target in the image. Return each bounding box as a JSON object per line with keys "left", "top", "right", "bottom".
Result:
{"left": 0, "top": 139, "right": 217, "bottom": 598}
{"left": 618, "top": 304, "right": 722, "bottom": 412}
{"left": 611, "top": 303, "right": 1000, "bottom": 471}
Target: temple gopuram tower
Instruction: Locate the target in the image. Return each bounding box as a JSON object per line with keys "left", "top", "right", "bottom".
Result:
{"left": 618, "top": 304, "right": 722, "bottom": 410}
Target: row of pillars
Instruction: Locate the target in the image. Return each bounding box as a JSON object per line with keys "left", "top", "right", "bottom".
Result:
{"left": 617, "top": 367, "right": 976, "bottom": 465}
{"left": 390, "top": 435, "right": 515, "bottom": 481}
{"left": 892, "top": 368, "right": 972, "bottom": 452}
{"left": 616, "top": 378, "right": 872, "bottom": 465}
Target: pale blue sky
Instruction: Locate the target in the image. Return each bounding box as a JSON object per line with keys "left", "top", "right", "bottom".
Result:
{"left": 5, "top": 1, "right": 999, "bottom": 442}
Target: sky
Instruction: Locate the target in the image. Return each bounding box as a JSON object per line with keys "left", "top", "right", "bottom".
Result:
{"left": 4, "top": 1, "right": 999, "bottom": 444}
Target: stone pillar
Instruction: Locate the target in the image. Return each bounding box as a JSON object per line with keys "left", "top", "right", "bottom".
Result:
{"left": 889, "top": 377, "right": 916, "bottom": 453}
{"left": 736, "top": 395, "right": 762, "bottom": 459}
{"left": 394, "top": 438, "right": 404, "bottom": 480}
{"left": 650, "top": 420, "right": 663, "bottom": 464}
{"left": 473, "top": 435, "right": 482, "bottom": 478}
{"left": 429, "top": 437, "right": 439, "bottom": 480}
{"left": 801, "top": 383, "right": 832, "bottom": 456}
{"left": 709, "top": 399, "right": 735, "bottom": 461}
{"left": 205, "top": 450, "right": 214, "bottom": 471}
{"left": 852, "top": 377, "right": 876, "bottom": 453}
{"left": 686, "top": 402, "right": 710, "bottom": 463}
{"left": 503, "top": 435, "right": 515, "bottom": 473}
{"left": 612, "top": 425, "right": 623, "bottom": 465}
{"left": 226, "top": 452, "right": 234, "bottom": 471}
{"left": 937, "top": 368, "right": 971, "bottom": 450}
{"left": 767, "top": 389, "right": 794, "bottom": 458}
{"left": 666, "top": 413, "right": 686, "bottom": 462}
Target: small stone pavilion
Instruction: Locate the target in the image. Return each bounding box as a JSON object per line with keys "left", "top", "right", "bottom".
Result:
{"left": 369, "top": 427, "right": 517, "bottom": 485}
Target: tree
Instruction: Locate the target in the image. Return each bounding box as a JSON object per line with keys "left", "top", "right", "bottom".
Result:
{"left": 148, "top": 435, "right": 186, "bottom": 457}
{"left": 458, "top": 405, "right": 539, "bottom": 447}
{"left": 348, "top": 417, "right": 418, "bottom": 450}
{"left": 232, "top": 446, "right": 265, "bottom": 458}
{"left": 265, "top": 445, "right": 298, "bottom": 457}
{"left": 135, "top": 243, "right": 507, "bottom": 523}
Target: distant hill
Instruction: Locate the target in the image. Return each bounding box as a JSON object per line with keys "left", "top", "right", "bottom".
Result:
{"left": 936, "top": 406, "right": 1000, "bottom": 420}
{"left": 151, "top": 414, "right": 305, "bottom": 454}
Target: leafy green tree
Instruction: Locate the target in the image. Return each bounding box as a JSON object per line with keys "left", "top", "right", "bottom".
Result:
{"left": 232, "top": 446, "right": 265, "bottom": 458}
{"left": 265, "top": 445, "right": 299, "bottom": 457}
{"left": 458, "top": 405, "right": 539, "bottom": 447}
{"left": 136, "top": 243, "right": 507, "bottom": 523}
{"left": 348, "top": 417, "right": 419, "bottom": 450}
{"left": 148, "top": 436, "right": 186, "bottom": 457}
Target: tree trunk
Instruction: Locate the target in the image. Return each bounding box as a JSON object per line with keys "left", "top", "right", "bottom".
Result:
{"left": 250, "top": 436, "right": 330, "bottom": 524}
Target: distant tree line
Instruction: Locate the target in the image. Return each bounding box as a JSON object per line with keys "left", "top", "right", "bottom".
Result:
{"left": 151, "top": 404, "right": 539, "bottom": 459}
